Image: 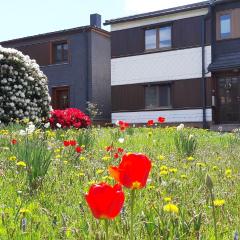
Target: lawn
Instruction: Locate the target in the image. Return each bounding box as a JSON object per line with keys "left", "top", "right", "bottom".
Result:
{"left": 0, "top": 124, "right": 239, "bottom": 239}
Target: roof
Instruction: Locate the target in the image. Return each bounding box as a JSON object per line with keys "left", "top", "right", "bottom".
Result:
{"left": 104, "top": 1, "right": 210, "bottom": 26}
{"left": 104, "top": 0, "right": 239, "bottom": 26}
{"left": 208, "top": 52, "right": 240, "bottom": 72}
{"left": 0, "top": 25, "right": 109, "bottom": 45}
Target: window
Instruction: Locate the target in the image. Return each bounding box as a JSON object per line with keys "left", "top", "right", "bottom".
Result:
{"left": 220, "top": 14, "right": 231, "bottom": 39}
{"left": 145, "top": 26, "right": 172, "bottom": 51}
{"left": 53, "top": 42, "right": 69, "bottom": 64}
{"left": 159, "top": 26, "right": 172, "bottom": 48}
{"left": 145, "top": 85, "right": 171, "bottom": 109}
{"left": 145, "top": 29, "right": 157, "bottom": 50}
{"left": 52, "top": 86, "right": 70, "bottom": 110}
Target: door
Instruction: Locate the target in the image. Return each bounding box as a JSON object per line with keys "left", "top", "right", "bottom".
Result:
{"left": 52, "top": 86, "right": 70, "bottom": 110}
{"left": 217, "top": 76, "right": 240, "bottom": 123}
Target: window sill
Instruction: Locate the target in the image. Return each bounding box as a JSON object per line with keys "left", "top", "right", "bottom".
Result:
{"left": 144, "top": 47, "right": 172, "bottom": 53}
{"left": 40, "top": 62, "right": 70, "bottom": 67}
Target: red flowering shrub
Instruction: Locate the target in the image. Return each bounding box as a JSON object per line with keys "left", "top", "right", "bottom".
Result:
{"left": 49, "top": 108, "right": 91, "bottom": 129}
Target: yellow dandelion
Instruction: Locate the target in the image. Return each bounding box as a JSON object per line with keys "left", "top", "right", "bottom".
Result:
{"left": 102, "top": 156, "right": 111, "bottom": 161}
{"left": 196, "top": 162, "right": 206, "bottom": 167}
{"left": 16, "top": 161, "right": 26, "bottom": 167}
{"left": 164, "top": 197, "right": 172, "bottom": 202}
{"left": 212, "top": 166, "right": 218, "bottom": 171}
{"left": 96, "top": 169, "right": 104, "bottom": 174}
{"left": 102, "top": 176, "right": 114, "bottom": 181}
{"left": 9, "top": 156, "right": 17, "bottom": 161}
{"left": 187, "top": 156, "right": 194, "bottom": 161}
{"left": 79, "top": 157, "right": 86, "bottom": 161}
{"left": 213, "top": 199, "right": 225, "bottom": 207}
{"left": 180, "top": 174, "right": 187, "bottom": 179}
{"left": 163, "top": 203, "right": 179, "bottom": 214}
{"left": 158, "top": 155, "right": 165, "bottom": 161}
{"left": 160, "top": 170, "right": 168, "bottom": 176}
{"left": 19, "top": 208, "right": 31, "bottom": 214}
{"left": 169, "top": 168, "right": 178, "bottom": 173}
{"left": 225, "top": 169, "right": 232, "bottom": 178}
{"left": 160, "top": 166, "right": 168, "bottom": 171}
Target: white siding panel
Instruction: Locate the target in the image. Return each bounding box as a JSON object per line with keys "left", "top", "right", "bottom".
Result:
{"left": 111, "top": 46, "right": 211, "bottom": 86}
{"left": 111, "top": 8, "right": 209, "bottom": 31}
{"left": 112, "top": 108, "right": 212, "bottom": 124}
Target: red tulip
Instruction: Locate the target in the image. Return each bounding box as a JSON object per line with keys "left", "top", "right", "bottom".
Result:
{"left": 147, "top": 120, "right": 154, "bottom": 126}
{"left": 114, "top": 153, "right": 119, "bottom": 159}
{"left": 69, "top": 140, "right": 77, "bottom": 146}
{"left": 11, "top": 139, "right": 17, "bottom": 145}
{"left": 117, "top": 148, "right": 124, "bottom": 153}
{"left": 109, "top": 153, "right": 152, "bottom": 189}
{"left": 63, "top": 141, "right": 70, "bottom": 147}
{"left": 75, "top": 146, "right": 82, "bottom": 153}
{"left": 158, "top": 117, "right": 166, "bottom": 123}
{"left": 85, "top": 183, "right": 125, "bottom": 219}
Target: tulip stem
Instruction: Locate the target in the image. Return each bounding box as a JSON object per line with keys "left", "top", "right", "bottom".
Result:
{"left": 104, "top": 219, "right": 109, "bottom": 240}
{"left": 130, "top": 190, "right": 136, "bottom": 240}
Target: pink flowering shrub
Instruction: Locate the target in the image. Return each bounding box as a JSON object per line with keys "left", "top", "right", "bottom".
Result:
{"left": 49, "top": 108, "right": 91, "bottom": 129}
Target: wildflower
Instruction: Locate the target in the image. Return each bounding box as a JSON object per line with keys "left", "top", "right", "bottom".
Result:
{"left": 164, "top": 197, "right": 172, "bottom": 202}
{"left": 44, "top": 122, "right": 50, "bottom": 128}
{"left": 16, "top": 161, "right": 26, "bottom": 167}
{"left": 19, "top": 208, "right": 30, "bottom": 214}
{"left": 158, "top": 155, "right": 165, "bottom": 161}
{"left": 148, "top": 131, "right": 153, "bottom": 137}
{"left": 225, "top": 169, "right": 232, "bottom": 178}
{"left": 163, "top": 203, "right": 179, "bottom": 214}
{"left": 147, "top": 120, "right": 154, "bottom": 126}
{"left": 56, "top": 123, "right": 62, "bottom": 128}
{"left": 187, "top": 156, "right": 194, "bottom": 161}
{"left": 85, "top": 183, "right": 125, "bottom": 219}
{"left": 96, "top": 169, "right": 104, "bottom": 174}
{"left": 63, "top": 161, "right": 68, "bottom": 164}
{"left": 118, "top": 138, "right": 125, "bottom": 144}
{"left": 11, "top": 139, "right": 17, "bottom": 145}
{"left": 75, "top": 146, "right": 82, "bottom": 153}
{"left": 213, "top": 199, "right": 225, "bottom": 207}
{"left": 102, "top": 156, "right": 111, "bottom": 161}
{"left": 117, "top": 148, "right": 124, "bottom": 153}
{"left": 196, "top": 162, "right": 206, "bottom": 168}
{"left": 9, "top": 156, "right": 17, "bottom": 161}
{"left": 109, "top": 153, "right": 152, "bottom": 189}
{"left": 160, "top": 170, "right": 168, "bottom": 176}
{"left": 106, "top": 145, "right": 114, "bottom": 152}
{"left": 180, "top": 174, "right": 187, "bottom": 179}
{"left": 176, "top": 123, "right": 184, "bottom": 131}
{"left": 79, "top": 156, "right": 86, "bottom": 161}
{"left": 160, "top": 166, "right": 168, "bottom": 171}
{"left": 78, "top": 172, "right": 85, "bottom": 177}
{"left": 114, "top": 153, "right": 119, "bottom": 159}
{"left": 212, "top": 166, "right": 218, "bottom": 171}
{"left": 169, "top": 168, "right": 178, "bottom": 173}
{"left": 63, "top": 141, "right": 70, "bottom": 147}
{"left": 158, "top": 117, "right": 166, "bottom": 123}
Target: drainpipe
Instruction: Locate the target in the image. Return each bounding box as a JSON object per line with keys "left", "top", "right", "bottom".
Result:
{"left": 201, "top": 3, "right": 212, "bottom": 129}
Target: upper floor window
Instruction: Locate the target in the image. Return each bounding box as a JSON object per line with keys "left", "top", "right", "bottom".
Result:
{"left": 145, "top": 26, "right": 172, "bottom": 51}
{"left": 220, "top": 14, "right": 231, "bottom": 39}
{"left": 145, "top": 84, "right": 171, "bottom": 109}
{"left": 53, "top": 41, "right": 69, "bottom": 64}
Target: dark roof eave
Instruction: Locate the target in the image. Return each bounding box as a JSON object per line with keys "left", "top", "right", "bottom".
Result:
{"left": 0, "top": 26, "right": 109, "bottom": 45}
{"left": 104, "top": 1, "right": 209, "bottom": 26}
{"left": 208, "top": 64, "right": 240, "bottom": 72}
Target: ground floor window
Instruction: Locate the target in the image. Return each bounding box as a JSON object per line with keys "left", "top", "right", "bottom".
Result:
{"left": 52, "top": 86, "right": 70, "bottom": 110}
{"left": 145, "top": 84, "right": 171, "bottom": 109}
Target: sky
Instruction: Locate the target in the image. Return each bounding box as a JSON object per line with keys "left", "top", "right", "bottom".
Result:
{"left": 0, "top": 0, "right": 201, "bottom": 42}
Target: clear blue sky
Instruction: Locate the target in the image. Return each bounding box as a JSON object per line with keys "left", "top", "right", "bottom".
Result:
{"left": 0, "top": 0, "right": 200, "bottom": 42}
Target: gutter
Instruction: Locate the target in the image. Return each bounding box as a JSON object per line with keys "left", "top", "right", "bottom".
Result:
{"left": 201, "top": 2, "right": 213, "bottom": 129}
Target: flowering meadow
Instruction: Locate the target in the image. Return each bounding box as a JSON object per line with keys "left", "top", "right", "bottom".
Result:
{"left": 0, "top": 121, "right": 240, "bottom": 239}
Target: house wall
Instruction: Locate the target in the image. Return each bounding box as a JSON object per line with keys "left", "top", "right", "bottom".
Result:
{"left": 111, "top": 46, "right": 211, "bottom": 86}
{"left": 1, "top": 29, "right": 111, "bottom": 121}
{"left": 111, "top": 15, "right": 211, "bottom": 58}
{"left": 89, "top": 30, "right": 111, "bottom": 120}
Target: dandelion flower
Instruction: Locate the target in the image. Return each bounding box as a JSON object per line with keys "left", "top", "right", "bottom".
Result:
{"left": 16, "top": 161, "right": 26, "bottom": 167}
{"left": 213, "top": 199, "right": 225, "bottom": 207}
{"left": 163, "top": 203, "right": 179, "bottom": 214}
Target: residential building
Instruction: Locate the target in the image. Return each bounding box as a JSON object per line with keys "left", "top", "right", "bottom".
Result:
{"left": 105, "top": 0, "right": 240, "bottom": 128}
{"left": 1, "top": 14, "right": 111, "bottom": 122}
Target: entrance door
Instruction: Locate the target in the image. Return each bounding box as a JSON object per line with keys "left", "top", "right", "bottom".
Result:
{"left": 52, "top": 86, "right": 70, "bottom": 110}
{"left": 217, "top": 76, "right": 240, "bottom": 123}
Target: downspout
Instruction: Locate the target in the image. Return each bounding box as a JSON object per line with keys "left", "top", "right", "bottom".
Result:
{"left": 201, "top": 4, "right": 212, "bottom": 129}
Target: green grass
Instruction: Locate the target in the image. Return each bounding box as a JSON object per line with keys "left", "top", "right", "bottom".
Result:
{"left": 0, "top": 125, "right": 239, "bottom": 239}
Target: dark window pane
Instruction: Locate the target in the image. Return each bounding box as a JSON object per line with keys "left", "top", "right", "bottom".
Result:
{"left": 54, "top": 42, "right": 68, "bottom": 63}
{"left": 145, "top": 29, "right": 157, "bottom": 50}
{"left": 220, "top": 14, "right": 231, "bottom": 39}
{"left": 145, "top": 86, "right": 158, "bottom": 108}
{"left": 159, "top": 85, "right": 171, "bottom": 107}
{"left": 159, "top": 26, "right": 172, "bottom": 48}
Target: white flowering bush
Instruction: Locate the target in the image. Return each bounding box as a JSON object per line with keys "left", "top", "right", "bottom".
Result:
{"left": 0, "top": 45, "right": 51, "bottom": 124}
